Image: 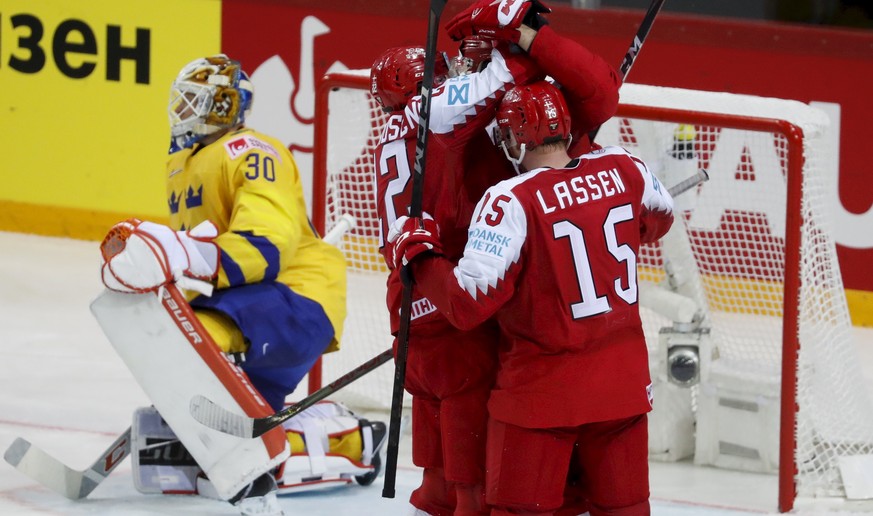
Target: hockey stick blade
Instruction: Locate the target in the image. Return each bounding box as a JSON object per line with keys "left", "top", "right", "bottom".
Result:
{"left": 189, "top": 395, "right": 257, "bottom": 438}
{"left": 191, "top": 348, "right": 394, "bottom": 438}
{"left": 4, "top": 427, "right": 131, "bottom": 499}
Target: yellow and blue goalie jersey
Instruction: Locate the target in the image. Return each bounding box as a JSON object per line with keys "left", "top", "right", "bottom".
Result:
{"left": 166, "top": 128, "right": 346, "bottom": 354}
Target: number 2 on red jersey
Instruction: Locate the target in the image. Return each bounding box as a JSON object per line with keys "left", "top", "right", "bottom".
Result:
{"left": 376, "top": 139, "right": 412, "bottom": 248}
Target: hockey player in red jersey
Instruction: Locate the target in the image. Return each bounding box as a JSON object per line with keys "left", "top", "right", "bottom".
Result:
{"left": 371, "top": 1, "right": 620, "bottom": 514}
{"left": 371, "top": 41, "right": 541, "bottom": 515}
{"left": 387, "top": 82, "right": 674, "bottom": 515}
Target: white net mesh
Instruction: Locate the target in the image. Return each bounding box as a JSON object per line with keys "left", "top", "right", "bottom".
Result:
{"left": 601, "top": 87, "right": 873, "bottom": 498}
{"left": 312, "top": 72, "right": 873, "bottom": 500}
{"left": 316, "top": 70, "right": 399, "bottom": 410}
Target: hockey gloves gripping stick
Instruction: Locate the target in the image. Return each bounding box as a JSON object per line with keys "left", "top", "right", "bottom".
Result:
{"left": 387, "top": 215, "right": 443, "bottom": 270}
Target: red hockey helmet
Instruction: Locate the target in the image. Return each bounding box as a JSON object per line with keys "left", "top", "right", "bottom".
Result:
{"left": 449, "top": 35, "right": 494, "bottom": 77}
{"left": 494, "top": 81, "right": 571, "bottom": 151}
{"left": 370, "top": 46, "right": 448, "bottom": 112}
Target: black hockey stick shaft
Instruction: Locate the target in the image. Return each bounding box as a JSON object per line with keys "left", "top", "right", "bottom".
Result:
{"left": 383, "top": 0, "right": 447, "bottom": 500}
{"left": 588, "top": 0, "right": 666, "bottom": 142}
{"left": 190, "top": 349, "right": 393, "bottom": 437}
{"left": 251, "top": 349, "right": 393, "bottom": 437}
{"left": 618, "top": 0, "right": 665, "bottom": 80}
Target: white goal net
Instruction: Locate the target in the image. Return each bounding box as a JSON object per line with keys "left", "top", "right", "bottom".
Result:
{"left": 311, "top": 69, "right": 873, "bottom": 510}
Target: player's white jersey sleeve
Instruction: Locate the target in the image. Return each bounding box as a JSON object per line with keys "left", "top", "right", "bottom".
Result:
{"left": 428, "top": 49, "right": 523, "bottom": 134}
{"left": 453, "top": 180, "right": 527, "bottom": 305}
{"left": 635, "top": 153, "right": 673, "bottom": 215}
{"left": 411, "top": 178, "right": 529, "bottom": 330}
{"left": 625, "top": 147, "right": 674, "bottom": 242}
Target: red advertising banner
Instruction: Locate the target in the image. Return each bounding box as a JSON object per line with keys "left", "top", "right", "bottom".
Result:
{"left": 221, "top": 0, "right": 873, "bottom": 301}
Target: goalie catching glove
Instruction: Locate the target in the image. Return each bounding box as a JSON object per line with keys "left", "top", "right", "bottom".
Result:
{"left": 445, "top": 0, "right": 551, "bottom": 43}
{"left": 386, "top": 214, "right": 443, "bottom": 270}
{"left": 100, "top": 218, "right": 219, "bottom": 296}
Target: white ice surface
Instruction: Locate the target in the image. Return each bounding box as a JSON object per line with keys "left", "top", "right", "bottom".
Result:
{"left": 1, "top": 231, "right": 872, "bottom": 515}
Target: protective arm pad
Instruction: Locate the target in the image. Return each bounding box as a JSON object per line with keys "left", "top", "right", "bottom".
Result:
{"left": 411, "top": 185, "right": 526, "bottom": 331}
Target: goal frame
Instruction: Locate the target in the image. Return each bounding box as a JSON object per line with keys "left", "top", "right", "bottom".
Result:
{"left": 309, "top": 70, "right": 817, "bottom": 513}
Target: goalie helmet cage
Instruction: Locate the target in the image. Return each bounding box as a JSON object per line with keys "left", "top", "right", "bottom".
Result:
{"left": 310, "top": 69, "right": 873, "bottom": 512}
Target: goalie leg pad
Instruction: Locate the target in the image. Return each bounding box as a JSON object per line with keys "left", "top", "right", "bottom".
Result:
{"left": 276, "top": 401, "right": 387, "bottom": 493}
{"left": 191, "top": 282, "right": 335, "bottom": 410}
{"left": 91, "top": 287, "right": 289, "bottom": 500}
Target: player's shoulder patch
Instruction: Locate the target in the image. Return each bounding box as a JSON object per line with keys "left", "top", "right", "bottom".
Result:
{"left": 223, "top": 134, "right": 282, "bottom": 162}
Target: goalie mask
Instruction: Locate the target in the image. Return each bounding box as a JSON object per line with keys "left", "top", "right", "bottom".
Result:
{"left": 493, "top": 81, "right": 571, "bottom": 169}
{"left": 168, "top": 54, "right": 254, "bottom": 151}
{"left": 370, "top": 46, "right": 449, "bottom": 112}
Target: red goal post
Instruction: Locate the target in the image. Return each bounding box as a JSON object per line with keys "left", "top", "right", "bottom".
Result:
{"left": 310, "top": 69, "right": 873, "bottom": 512}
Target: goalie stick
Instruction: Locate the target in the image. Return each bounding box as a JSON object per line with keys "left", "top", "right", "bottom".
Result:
{"left": 190, "top": 348, "right": 393, "bottom": 438}
{"left": 4, "top": 427, "right": 131, "bottom": 500}
{"left": 383, "top": 0, "right": 448, "bottom": 500}
{"left": 588, "top": 0, "right": 667, "bottom": 142}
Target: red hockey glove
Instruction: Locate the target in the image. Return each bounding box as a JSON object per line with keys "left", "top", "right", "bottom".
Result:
{"left": 445, "top": 0, "right": 551, "bottom": 43}
{"left": 386, "top": 214, "right": 443, "bottom": 270}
